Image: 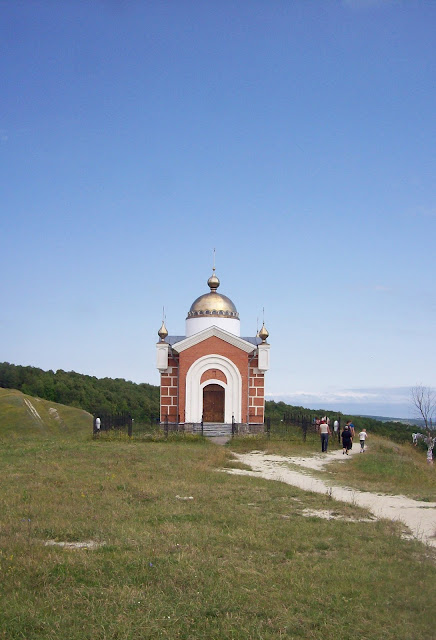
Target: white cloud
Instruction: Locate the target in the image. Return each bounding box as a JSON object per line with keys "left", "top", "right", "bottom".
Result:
{"left": 267, "top": 386, "right": 410, "bottom": 403}
{"left": 266, "top": 387, "right": 414, "bottom": 418}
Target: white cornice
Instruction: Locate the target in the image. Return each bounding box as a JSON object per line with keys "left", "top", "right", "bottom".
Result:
{"left": 171, "top": 326, "right": 257, "bottom": 354}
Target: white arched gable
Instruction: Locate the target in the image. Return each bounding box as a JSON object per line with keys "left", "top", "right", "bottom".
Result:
{"left": 185, "top": 354, "right": 242, "bottom": 423}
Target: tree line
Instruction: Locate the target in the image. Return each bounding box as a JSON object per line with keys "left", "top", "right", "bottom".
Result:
{"left": 0, "top": 362, "right": 160, "bottom": 423}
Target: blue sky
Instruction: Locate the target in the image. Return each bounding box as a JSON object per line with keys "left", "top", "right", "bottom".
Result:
{"left": 1, "top": 1, "right": 435, "bottom": 418}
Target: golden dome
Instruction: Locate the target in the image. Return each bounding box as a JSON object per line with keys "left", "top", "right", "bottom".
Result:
{"left": 188, "top": 292, "right": 238, "bottom": 318}
{"left": 258, "top": 322, "right": 269, "bottom": 342}
{"left": 187, "top": 270, "right": 239, "bottom": 319}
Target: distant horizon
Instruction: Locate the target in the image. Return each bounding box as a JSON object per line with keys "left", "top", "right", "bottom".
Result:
{"left": 272, "top": 404, "right": 413, "bottom": 421}
{"left": 266, "top": 387, "right": 419, "bottom": 420}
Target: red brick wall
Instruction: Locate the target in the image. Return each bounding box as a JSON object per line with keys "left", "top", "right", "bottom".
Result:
{"left": 160, "top": 355, "right": 178, "bottom": 422}
{"left": 248, "top": 356, "right": 265, "bottom": 423}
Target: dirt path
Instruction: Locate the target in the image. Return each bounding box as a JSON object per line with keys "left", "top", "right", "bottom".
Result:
{"left": 225, "top": 447, "right": 436, "bottom": 548}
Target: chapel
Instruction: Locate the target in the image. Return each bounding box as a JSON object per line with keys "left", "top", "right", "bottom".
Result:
{"left": 156, "top": 267, "right": 270, "bottom": 432}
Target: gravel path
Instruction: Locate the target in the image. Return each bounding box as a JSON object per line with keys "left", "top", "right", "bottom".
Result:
{"left": 225, "top": 447, "right": 436, "bottom": 548}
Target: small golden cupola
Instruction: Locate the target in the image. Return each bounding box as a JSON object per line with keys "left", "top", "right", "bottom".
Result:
{"left": 158, "top": 320, "right": 168, "bottom": 342}
{"left": 207, "top": 267, "right": 220, "bottom": 292}
{"left": 258, "top": 322, "right": 269, "bottom": 343}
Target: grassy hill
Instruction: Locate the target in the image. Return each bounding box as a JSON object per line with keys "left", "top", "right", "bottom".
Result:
{"left": 0, "top": 388, "right": 92, "bottom": 438}
{"left": 0, "top": 362, "right": 160, "bottom": 423}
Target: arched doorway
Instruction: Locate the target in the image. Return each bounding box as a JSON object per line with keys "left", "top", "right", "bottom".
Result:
{"left": 203, "top": 384, "right": 225, "bottom": 423}
{"left": 185, "top": 354, "right": 242, "bottom": 423}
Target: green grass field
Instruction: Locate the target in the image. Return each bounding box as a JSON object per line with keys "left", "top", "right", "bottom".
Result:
{"left": 324, "top": 436, "right": 436, "bottom": 501}
{"left": 1, "top": 417, "right": 436, "bottom": 638}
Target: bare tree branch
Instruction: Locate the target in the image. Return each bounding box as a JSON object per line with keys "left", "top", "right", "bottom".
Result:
{"left": 411, "top": 386, "right": 436, "bottom": 464}
{"left": 411, "top": 385, "right": 436, "bottom": 431}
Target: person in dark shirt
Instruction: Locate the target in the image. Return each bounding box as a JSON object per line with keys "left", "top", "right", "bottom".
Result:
{"left": 341, "top": 425, "right": 353, "bottom": 455}
{"left": 346, "top": 420, "right": 355, "bottom": 437}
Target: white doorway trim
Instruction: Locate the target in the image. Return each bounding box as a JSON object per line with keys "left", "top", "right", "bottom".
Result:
{"left": 185, "top": 354, "right": 242, "bottom": 423}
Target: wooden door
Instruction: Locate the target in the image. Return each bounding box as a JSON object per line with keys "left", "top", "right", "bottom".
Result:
{"left": 202, "top": 384, "right": 225, "bottom": 423}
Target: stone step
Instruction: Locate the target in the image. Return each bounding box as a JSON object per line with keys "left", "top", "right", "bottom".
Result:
{"left": 192, "top": 423, "right": 233, "bottom": 436}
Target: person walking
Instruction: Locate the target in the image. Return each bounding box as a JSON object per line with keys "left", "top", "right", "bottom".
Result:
{"left": 319, "top": 419, "right": 331, "bottom": 453}
{"left": 334, "top": 419, "right": 341, "bottom": 443}
{"left": 341, "top": 425, "right": 353, "bottom": 455}
{"left": 94, "top": 416, "right": 101, "bottom": 434}
{"left": 359, "top": 428, "right": 368, "bottom": 453}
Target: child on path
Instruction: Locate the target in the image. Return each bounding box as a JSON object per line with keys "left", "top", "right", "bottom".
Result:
{"left": 359, "top": 428, "right": 368, "bottom": 453}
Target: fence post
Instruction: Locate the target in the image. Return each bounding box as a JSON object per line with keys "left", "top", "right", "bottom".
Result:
{"left": 201, "top": 414, "right": 204, "bottom": 437}
{"left": 266, "top": 417, "right": 271, "bottom": 439}
{"left": 128, "top": 416, "right": 133, "bottom": 438}
{"left": 338, "top": 417, "right": 341, "bottom": 444}
{"left": 232, "top": 414, "right": 236, "bottom": 437}
{"left": 165, "top": 414, "right": 169, "bottom": 438}
{"left": 302, "top": 415, "right": 308, "bottom": 442}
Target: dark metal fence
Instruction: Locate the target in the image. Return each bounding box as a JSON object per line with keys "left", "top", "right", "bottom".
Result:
{"left": 93, "top": 414, "right": 163, "bottom": 437}
{"left": 267, "top": 412, "right": 342, "bottom": 442}
{"left": 93, "top": 413, "right": 133, "bottom": 436}
{"left": 93, "top": 411, "right": 342, "bottom": 442}
{"left": 132, "top": 415, "right": 162, "bottom": 437}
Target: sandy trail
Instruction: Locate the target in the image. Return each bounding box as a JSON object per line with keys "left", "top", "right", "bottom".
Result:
{"left": 225, "top": 447, "right": 436, "bottom": 548}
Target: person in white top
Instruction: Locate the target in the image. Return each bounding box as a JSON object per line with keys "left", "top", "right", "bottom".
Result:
{"left": 359, "top": 428, "right": 367, "bottom": 452}
{"left": 319, "top": 420, "right": 331, "bottom": 453}
{"left": 94, "top": 417, "right": 101, "bottom": 434}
